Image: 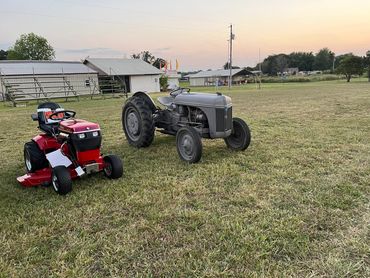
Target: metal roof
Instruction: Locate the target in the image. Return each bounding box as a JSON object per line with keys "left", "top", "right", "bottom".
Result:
{"left": 0, "top": 61, "right": 96, "bottom": 76}
{"left": 84, "top": 58, "right": 161, "bottom": 76}
{"left": 186, "top": 69, "right": 251, "bottom": 78}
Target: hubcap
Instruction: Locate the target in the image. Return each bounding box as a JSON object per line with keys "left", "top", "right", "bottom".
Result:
{"left": 25, "top": 152, "right": 32, "bottom": 171}
{"left": 125, "top": 108, "right": 140, "bottom": 140}
{"left": 52, "top": 175, "right": 59, "bottom": 192}
{"left": 179, "top": 133, "right": 194, "bottom": 160}
{"left": 104, "top": 162, "right": 112, "bottom": 176}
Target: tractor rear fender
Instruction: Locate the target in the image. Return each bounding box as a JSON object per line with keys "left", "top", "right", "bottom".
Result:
{"left": 131, "top": 91, "right": 156, "bottom": 113}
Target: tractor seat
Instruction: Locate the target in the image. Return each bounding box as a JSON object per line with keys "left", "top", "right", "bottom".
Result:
{"left": 158, "top": 96, "right": 175, "bottom": 108}
{"left": 37, "top": 102, "right": 62, "bottom": 135}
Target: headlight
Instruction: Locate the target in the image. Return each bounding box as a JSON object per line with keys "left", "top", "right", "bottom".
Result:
{"left": 78, "top": 133, "right": 86, "bottom": 139}
{"left": 92, "top": 131, "right": 99, "bottom": 137}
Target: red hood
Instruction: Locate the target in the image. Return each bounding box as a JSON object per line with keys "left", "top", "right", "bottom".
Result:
{"left": 59, "top": 119, "right": 100, "bottom": 133}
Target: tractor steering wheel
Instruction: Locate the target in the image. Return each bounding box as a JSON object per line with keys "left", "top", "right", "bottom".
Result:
{"left": 170, "top": 87, "right": 191, "bottom": 97}
{"left": 49, "top": 110, "right": 76, "bottom": 121}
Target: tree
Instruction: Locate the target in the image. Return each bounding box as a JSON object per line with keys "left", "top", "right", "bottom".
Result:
{"left": 365, "top": 51, "right": 370, "bottom": 82}
{"left": 0, "top": 50, "right": 7, "bottom": 60}
{"left": 131, "top": 51, "right": 156, "bottom": 64}
{"left": 314, "top": 48, "right": 335, "bottom": 71}
{"left": 261, "top": 54, "right": 289, "bottom": 75}
{"left": 336, "top": 54, "right": 364, "bottom": 82}
{"left": 7, "top": 33, "right": 55, "bottom": 60}
{"left": 153, "top": 58, "right": 166, "bottom": 69}
{"left": 223, "top": 62, "right": 240, "bottom": 70}
{"left": 275, "top": 54, "right": 289, "bottom": 74}
{"left": 288, "top": 52, "right": 315, "bottom": 71}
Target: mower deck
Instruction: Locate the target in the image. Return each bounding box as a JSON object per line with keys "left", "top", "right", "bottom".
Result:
{"left": 17, "top": 167, "right": 80, "bottom": 187}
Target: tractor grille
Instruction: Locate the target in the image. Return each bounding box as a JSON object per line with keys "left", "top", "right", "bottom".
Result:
{"left": 70, "top": 131, "right": 102, "bottom": 152}
{"left": 216, "top": 107, "right": 232, "bottom": 132}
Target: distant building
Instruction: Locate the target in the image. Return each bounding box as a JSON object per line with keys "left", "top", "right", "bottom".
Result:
{"left": 0, "top": 60, "right": 98, "bottom": 105}
{"left": 164, "top": 70, "right": 181, "bottom": 90}
{"left": 284, "top": 68, "right": 299, "bottom": 75}
{"left": 84, "top": 58, "right": 161, "bottom": 93}
{"left": 186, "top": 69, "right": 252, "bottom": 87}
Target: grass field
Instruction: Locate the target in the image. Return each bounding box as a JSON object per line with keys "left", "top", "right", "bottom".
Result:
{"left": 0, "top": 80, "right": 369, "bottom": 277}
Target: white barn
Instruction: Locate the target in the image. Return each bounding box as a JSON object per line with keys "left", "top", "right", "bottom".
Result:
{"left": 0, "top": 61, "right": 99, "bottom": 104}
{"left": 187, "top": 69, "right": 251, "bottom": 87}
{"left": 84, "top": 58, "right": 161, "bottom": 93}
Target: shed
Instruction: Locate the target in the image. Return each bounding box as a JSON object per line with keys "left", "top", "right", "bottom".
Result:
{"left": 84, "top": 58, "right": 161, "bottom": 93}
{"left": 186, "top": 69, "right": 252, "bottom": 87}
{"left": 0, "top": 61, "right": 99, "bottom": 104}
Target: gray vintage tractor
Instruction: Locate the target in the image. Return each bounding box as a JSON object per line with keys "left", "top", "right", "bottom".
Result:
{"left": 122, "top": 88, "right": 251, "bottom": 163}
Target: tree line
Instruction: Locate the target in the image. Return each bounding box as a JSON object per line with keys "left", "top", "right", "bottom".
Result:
{"left": 253, "top": 47, "right": 370, "bottom": 81}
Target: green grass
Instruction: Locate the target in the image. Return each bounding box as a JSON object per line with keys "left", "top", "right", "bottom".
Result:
{"left": 0, "top": 80, "right": 369, "bottom": 277}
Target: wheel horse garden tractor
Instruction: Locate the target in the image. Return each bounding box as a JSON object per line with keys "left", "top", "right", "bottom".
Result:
{"left": 17, "top": 102, "right": 123, "bottom": 195}
{"left": 122, "top": 88, "right": 251, "bottom": 163}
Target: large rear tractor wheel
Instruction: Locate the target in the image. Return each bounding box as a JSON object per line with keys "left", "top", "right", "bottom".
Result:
{"left": 176, "top": 126, "right": 202, "bottom": 163}
{"left": 24, "top": 141, "right": 48, "bottom": 173}
{"left": 51, "top": 166, "right": 72, "bottom": 195}
{"left": 122, "top": 96, "right": 155, "bottom": 148}
{"left": 224, "top": 117, "right": 251, "bottom": 151}
{"left": 103, "top": 155, "right": 123, "bottom": 179}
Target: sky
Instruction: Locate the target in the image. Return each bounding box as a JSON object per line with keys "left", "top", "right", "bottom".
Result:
{"left": 1, "top": 0, "right": 370, "bottom": 71}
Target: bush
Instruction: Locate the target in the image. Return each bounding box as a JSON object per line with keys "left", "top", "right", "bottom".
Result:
{"left": 160, "top": 75, "right": 168, "bottom": 91}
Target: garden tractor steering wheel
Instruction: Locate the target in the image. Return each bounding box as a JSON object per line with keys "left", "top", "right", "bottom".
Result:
{"left": 49, "top": 110, "right": 76, "bottom": 121}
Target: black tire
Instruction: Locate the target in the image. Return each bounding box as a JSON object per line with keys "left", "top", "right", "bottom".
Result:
{"left": 176, "top": 126, "right": 202, "bottom": 163}
{"left": 51, "top": 166, "right": 72, "bottom": 195}
{"left": 24, "top": 141, "right": 48, "bottom": 173}
{"left": 122, "top": 96, "right": 155, "bottom": 148}
{"left": 224, "top": 117, "right": 251, "bottom": 151}
{"left": 103, "top": 155, "right": 124, "bottom": 179}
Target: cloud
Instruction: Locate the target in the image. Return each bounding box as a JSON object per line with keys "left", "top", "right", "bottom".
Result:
{"left": 56, "top": 47, "right": 128, "bottom": 60}
{"left": 152, "top": 47, "right": 172, "bottom": 55}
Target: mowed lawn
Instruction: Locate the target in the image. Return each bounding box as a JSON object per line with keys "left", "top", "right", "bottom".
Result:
{"left": 0, "top": 81, "right": 369, "bottom": 277}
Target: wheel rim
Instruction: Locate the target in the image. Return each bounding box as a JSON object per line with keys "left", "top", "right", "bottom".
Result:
{"left": 104, "top": 162, "right": 112, "bottom": 177}
{"left": 25, "top": 151, "right": 32, "bottom": 171}
{"left": 228, "top": 122, "right": 245, "bottom": 147}
{"left": 125, "top": 107, "right": 141, "bottom": 141}
{"left": 52, "top": 174, "right": 59, "bottom": 192}
{"left": 178, "top": 133, "right": 195, "bottom": 161}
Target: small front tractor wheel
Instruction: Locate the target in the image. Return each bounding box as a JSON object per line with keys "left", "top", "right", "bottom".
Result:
{"left": 103, "top": 155, "right": 123, "bottom": 179}
{"left": 24, "top": 141, "right": 48, "bottom": 173}
{"left": 224, "top": 117, "right": 251, "bottom": 151}
{"left": 122, "top": 96, "right": 155, "bottom": 148}
{"left": 51, "top": 166, "right": 72, "bottom": 195}
{"left": 176, "top": 126, "right": 202, "bottom": 163}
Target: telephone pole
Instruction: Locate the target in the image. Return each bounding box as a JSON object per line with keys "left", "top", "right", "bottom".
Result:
{"left": 228, "top": 24, "right": 234, "bottom": 90}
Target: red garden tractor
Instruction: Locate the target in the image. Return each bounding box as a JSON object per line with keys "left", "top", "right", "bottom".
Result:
{"left": 17, "top": 102, "right": 123, "bottom": 195}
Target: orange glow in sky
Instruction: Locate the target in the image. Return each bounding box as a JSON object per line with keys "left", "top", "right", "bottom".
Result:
{"left": 1, "top": 0, "right": 369, "bottom": 70}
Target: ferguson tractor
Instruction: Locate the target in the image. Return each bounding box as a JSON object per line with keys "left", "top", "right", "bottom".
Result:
{"left": 122, "top": 88, "right": 251, "bottom": 163}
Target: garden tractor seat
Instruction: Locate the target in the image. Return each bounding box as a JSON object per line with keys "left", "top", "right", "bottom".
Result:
{"left": 157, "top": 96, "right": 175, "bottom": 109}
{"left": 36, "top": 102, "right": 63, "bottom": 135}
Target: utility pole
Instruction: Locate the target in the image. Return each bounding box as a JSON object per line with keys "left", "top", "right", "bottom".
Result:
{"left": 228, "top": 24, "right": 234, "bottom": 90}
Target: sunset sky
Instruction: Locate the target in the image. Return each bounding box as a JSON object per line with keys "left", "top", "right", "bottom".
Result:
{"left": 1, "top": 0, "right": 369, "bottom": 71}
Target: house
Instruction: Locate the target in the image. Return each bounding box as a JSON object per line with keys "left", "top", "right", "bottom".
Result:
{"left": 0, "top": 60, "right": 99, "bottom": 105}
{"left": 186, "top": 69, "right": 252, "bottom": 87}
{"left": 84, "top": 58, "right": 161, "bottom": 93}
